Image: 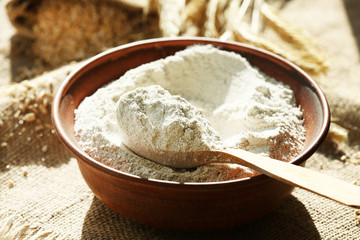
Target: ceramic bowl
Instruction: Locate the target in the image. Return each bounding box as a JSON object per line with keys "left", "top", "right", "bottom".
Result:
{"left": 52, "top": 37, "right": 330, "bottom": 231}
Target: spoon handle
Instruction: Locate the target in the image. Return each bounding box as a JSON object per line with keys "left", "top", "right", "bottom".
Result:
{"left": 219, "top": 148, "right": 360, "bottom": 207}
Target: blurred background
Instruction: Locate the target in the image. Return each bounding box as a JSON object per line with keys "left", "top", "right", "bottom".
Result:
{"left": 0, "top": 0, "right": 359, "bottom": 98}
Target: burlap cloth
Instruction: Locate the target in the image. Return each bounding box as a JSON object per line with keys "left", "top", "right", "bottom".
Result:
{"left": 1, "top": 0, "right": 360, "bottom": 239}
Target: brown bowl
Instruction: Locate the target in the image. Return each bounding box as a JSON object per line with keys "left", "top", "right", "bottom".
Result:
{"left": 52, "top": 37, "right": 330, "bottom": 231}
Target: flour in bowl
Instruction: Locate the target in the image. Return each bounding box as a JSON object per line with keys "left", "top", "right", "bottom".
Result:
{"left": 116, "top": 85, "right": 222, "bottom": 168}
{"left": 74, "top": 45, "right": 305, "bottom": 182}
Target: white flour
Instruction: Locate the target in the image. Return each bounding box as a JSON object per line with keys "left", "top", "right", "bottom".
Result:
{"left": 74, "top": 45, "right": 305, "bottom": 182}
{"left": 116, "top": 85, "right": 222, "bottom": 168}
{"left": 116, "top": 85, "right": 221, "bottom": 164}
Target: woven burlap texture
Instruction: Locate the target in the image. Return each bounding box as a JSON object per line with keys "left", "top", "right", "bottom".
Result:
{"left": 1, "top": 0, "right": 360, "bottom": 239}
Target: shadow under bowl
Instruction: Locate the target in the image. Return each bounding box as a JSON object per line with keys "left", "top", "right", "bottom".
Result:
{"left": 52, "top": 37, "right": 330, "bottom": 231}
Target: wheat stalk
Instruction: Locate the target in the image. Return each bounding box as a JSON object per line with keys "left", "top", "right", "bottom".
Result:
{"left": 181, "top": 0, "right": 209, "bottom": 36}
{"left": 261, "top": 2, "right": 329, "bottom": 75}
{"left": 157, "top": 0, "right": 186, "bottom": 37}
{"left": 204, "top": 0, "right": 220, "bottom": 37}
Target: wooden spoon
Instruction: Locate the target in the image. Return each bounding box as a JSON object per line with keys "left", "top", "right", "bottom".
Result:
{"left": 117, "top": 85, "right": 360, "bottom": 207}
{"left": 131, "top": 145, "right": 360, "bottom": 208}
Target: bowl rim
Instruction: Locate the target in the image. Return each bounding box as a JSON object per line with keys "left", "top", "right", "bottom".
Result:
{"left": 52, "top": 37, "right": 330, "bottom": 189}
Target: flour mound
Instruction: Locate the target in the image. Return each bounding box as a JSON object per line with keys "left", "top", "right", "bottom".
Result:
{"left": 116, "top": 85, "right": 220, "bottom": 156}
{"left": 74, "top": 45, "right": 305, "bottom": 182}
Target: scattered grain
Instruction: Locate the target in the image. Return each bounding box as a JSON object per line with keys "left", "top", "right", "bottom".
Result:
{"left": 14, "top": 110, "right": 21, "bottom": 118}
{"left": 45, "top": 123, "right": 53, "bottom": 130}
{"left": 354, "top": 206, "right": 360, "bottom": 223}
{"left": 21, "top": 98, "right": 31, "bottom": 112}
{"left": 42, "top": 97, "right": 50, "bottom": 107}
{"left": 353, "top": 151, "right": 360, "bottom": 159}
{"left": 327, "top": 122, "right": 349, "bottom": 145}
{"left": 340, "top": 155, "right": 347, "bottom": 161}
{"left": 37, "top": 89, "right": 47, "bottom": 101}
{"left": 8, "top": 181, "right": 14, "bottom": 188}
{"left": 1, "top": 142, "right": 8, "bottom": 147}
{"left": 23, "top": 82, "right": 33, "bottom": 90}
{"left": 22, "top": 112, "right": 36, "bottom": 122}
{"left": 39, "top": 104, "right": 48, "bottom": 115}
{"left": 35, "top": 125, "right": 44, "bottom": 132}
{"left": 351, "top": 159, "right": 360, "bottom": 165}
{"left": 41, "top": 145, "right": 48, "bottom": 153}
{"left": 27, "top": 105, "right": 39, "bottom": 114}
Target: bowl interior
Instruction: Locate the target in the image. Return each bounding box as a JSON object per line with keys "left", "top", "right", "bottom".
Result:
{"left": 53, "top": 37, "right": 330, "bottom": 184}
